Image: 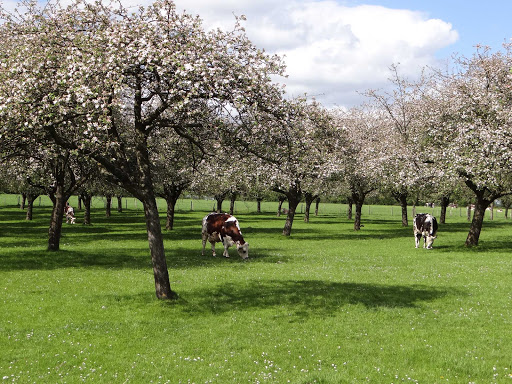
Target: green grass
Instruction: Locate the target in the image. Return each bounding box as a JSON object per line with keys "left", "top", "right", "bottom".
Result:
{"left": 1, "top": 195, "right": 512, "bottom": 383}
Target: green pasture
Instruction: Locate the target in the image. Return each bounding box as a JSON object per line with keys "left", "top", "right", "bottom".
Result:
{"left": 1, "top": 194, "right": 512, "bottom": 383}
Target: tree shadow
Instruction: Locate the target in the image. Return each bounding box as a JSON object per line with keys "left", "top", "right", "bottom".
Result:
{"left": 0, "top": 248, "right": 153, "bottom": 271}
{"left": 0, "top": 243, "right": 281, "bottom": 271}
{"left": 181, "top": 279, "right": 455, "bottom": 318}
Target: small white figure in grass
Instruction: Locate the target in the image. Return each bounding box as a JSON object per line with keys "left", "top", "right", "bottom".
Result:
{"left": 65, "top": 202, "right": 76, "bottom": 224}
{"left": 413, "top": 213, "right": 438, "bottom": 249}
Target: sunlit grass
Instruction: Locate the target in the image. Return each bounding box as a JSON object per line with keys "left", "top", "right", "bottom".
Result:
{"left": 1, "top": 196, "right": 512, "bottom": 383}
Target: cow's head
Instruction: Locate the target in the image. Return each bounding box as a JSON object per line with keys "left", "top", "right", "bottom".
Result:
{"left": 237, "top": 242, "right": 249, "bottom": 259}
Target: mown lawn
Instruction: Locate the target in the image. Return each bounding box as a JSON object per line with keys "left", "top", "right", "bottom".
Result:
{"left": 1, "top": 195, "right": 512, "bottom": 383}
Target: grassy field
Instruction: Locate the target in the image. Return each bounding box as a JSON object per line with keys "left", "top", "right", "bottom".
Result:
{"left": 1, "top": 194, "right": 512, "bottom": 383}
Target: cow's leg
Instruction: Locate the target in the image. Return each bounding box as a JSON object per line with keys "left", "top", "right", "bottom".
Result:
{"left": 210, "top": 241, "right": 217, "bottom": 257}
{"left": 423, "top": 235, "right": 427, "bottom": 248}
{"left": 415, "top": 233, "right": 421, "bottom": 248}
{"left": 202, "top": 233, "right": 207, "bottom": 256}
{"left": 223, "top": 242, "right": 230, "bottom": 258}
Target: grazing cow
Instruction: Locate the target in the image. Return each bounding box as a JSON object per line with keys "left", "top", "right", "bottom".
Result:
{"left": 202, "top": 213, "right": 249, "bottom": 259}
{"left": 65, "top": 202, "right": 76, "bottom": 224}
{"left": 413, "top": 213, "right": 438, "bottom": 249}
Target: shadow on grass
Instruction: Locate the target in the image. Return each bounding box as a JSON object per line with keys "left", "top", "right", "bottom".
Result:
{"left": 0, "top": 248, "right": 153, "bottom": 271}
{"left": 0, "top": 244, "right": 281, "bottom": 271}
{"left": 181, "top": 280, "right": 454, "bottom": 317}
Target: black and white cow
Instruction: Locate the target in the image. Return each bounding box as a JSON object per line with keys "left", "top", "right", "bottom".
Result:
{"left": 202, "top": 213, "right": 249, "bottom": 259}
{"left": 413, "top": 213, "right": 438, "bottom": 249}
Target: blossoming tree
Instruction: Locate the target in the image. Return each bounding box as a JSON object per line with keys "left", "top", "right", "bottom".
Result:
{"left": 0, "top": 0, "right": 286, "bottom": 299}
{"left": 424, "top": 46, "right": 512, "bottom": 246}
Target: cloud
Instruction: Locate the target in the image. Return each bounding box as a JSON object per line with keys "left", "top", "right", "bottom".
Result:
{"left": 173, "top": 0, "right": 458, "bottom": 108}
{"left": 4, "top": 0, "right": 457, "bottom": 108}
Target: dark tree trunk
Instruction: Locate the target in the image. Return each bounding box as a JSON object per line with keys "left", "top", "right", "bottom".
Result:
{"left": 214, "top": 192, "right": 227, "bottom": 213}
{"left": 283, "top": 195, "right": 300, "bottom": 236}
{"left": 315, "top": 197, "right": 320, "bottom": 216}
{"left": 117, "top": 196, "right": 123, "bottom": 212}
{"left": 439, "top": 195, "right": 450, "bottom": 224}
{"left": 351, "top": 186, "right": 373, "bottom": 231}
{"left": 48, "top": 185, "right": 66, "bottom": 251}
{"left": 229, "top": 192, "right": 238, "bottom": 215}
{"left": 216, "top": 198, "right": 223, "bottom": 213}
{"left": 303, "top": 193, "right": 318, "bottom": 223}
{"left": 277, "top": 195, "right": 286, "bottom": 217}
{"left": 277, "top": 183, "right": 302, "bottom": 236}
{"left": 466, "top": 204, "right": 472, "bottom": 221}
{"left": 392, "top": 191, "right": 408, "bottom": 226}
{"left": 466, "top": 197, "right": 491, "bottom": 246}
{"left": 256, "top": 197, "right": 263, "bottom": 213}
{"left": 162, "top": 185, "right": 183, "bottom": 231}
{"left": 462, "top": 176, "right": 501, "bottom": 246}
{"left": 78, "top": 197, "right": 82, "bottom": 210}
{"left": 347, "top": 197, "right": 353, "bottom": 220}
{"left": 105, "top": 195, "right": 112, "bottom": 217}
{"left": 165, "top": 196, "right": 177, "bottom": 230}
{"left": 25, "top": 194, "right": 39, "bottom": 220}
{"left": 81, "top": 193, "right": 92, "bottom": 225}
{"left": 20, "top": 193, "right": 26, "bottom": 210}
{"left": 142, "top": 193, "right": 177, "bottom": 300}
{"left": 354, "top": 200, "right": 363, "bottom": 231}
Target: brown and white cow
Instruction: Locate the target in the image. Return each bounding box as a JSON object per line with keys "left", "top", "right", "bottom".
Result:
{"left": 202, "top": 213, "right": 249, "bottom": 259}
{"left": 413, "top": 213, "right": 438, "bottom": 249}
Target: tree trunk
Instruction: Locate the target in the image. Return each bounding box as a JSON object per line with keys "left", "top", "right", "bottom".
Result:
{"left": 351, "top": 187, "right": 371, "bottom": 231}
{"left": 214, "top": 192, "right": 226, "bottom": 213}
{"left": 82, "top": 193, "right": 92, "bottom": 225}
{"left": 439, "top": 195, "right": 450, "bottom": 224}
{"left": 354, "top": 200, "right": 363, "bottom": 231}
{"left": 303, "top": 193, "right": 316, "bottom": 223}
{"left": 393, "top": 191, "right": 408, "bottom": 226}
{"left": 25, "top": 194, "right": 38, "bottom": 220}
{"left": 165, "top": 196, "right": 177, "bottom": 230}
{"left": 466, "top": 204, "right": 472, "bottom": 221}
{"left": 229, "top": 192, "right": 237, "bottom": 215}
{"left": 105, "top": 195, "right": 112, "bottom": 217}
{"left": 283, "top": 195, "right": 300, "bottom": 236}
{"left": 162, "top": 184, "right": 183, "bottom": 231}
{"left": 48, "top": 185, "right": 65, "bottom": 251}
{"left": 465, "top": 197, "right": 490, "bottom": 246}
{"left": 256, "top": 198, "right": 263, "bottom": 213}
{"left": 117, "top": 196, "right": 123, "bottom": 212}
{"left": 347, "top": 197, "right": 353, "bottom": 220}
{"left": 20, "top": 193, "right": 26, "bottom": 210}
{"left": 280, "top": 183, "right": 302, "bottom": 236}
{"left": 142, "top": 193, "right": 177, "bottom": 300}
{"left": 277, "top": 195, "right": 286, "bottom": 217}
{"left": 315, "top": 197, "right": 320, "bottom": 216}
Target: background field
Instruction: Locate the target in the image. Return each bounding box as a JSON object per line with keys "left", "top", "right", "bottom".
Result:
{"left": 1, "top": 195, "right": 511, "bottom": 383}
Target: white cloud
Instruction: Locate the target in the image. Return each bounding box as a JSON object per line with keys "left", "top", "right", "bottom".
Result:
{"left": 173, "top": 0, "right": 458, "bottom": 107}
